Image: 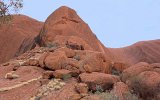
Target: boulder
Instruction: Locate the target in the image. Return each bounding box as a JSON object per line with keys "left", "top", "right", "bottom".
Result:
{"left": 64, "top": 58, "right": 80, "bottom": 76}
{"left": 79, "top": 72, "right": 120, "bottom": 92}
{"left": 39, "top": 52, "right": 50, "bottom": 68}
{"left": 121, "top": 62, "right": 152, "bottom": 82}
{"left": 129, "top": 71, "right": 160, "bottom": 100}
{"left": 111, "top": 82, "right": 130, "bottom": 100}
{"left": 44, "top": 51, "right": 67, "bottom": 70}
{"left": 75, "top": 83, "right": 88, "bottom": 94}
{"left": 78, "top": 51, "right": 111, "bottom": 73}
{"left": 55, "top": 47, "right": 76, "bottom": 58}
{"left": 53, "top": 69, "right": 72, "bottom": 80}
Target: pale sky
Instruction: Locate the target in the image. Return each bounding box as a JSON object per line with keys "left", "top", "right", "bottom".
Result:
{"left": 21, "top": 0, "right": 160, "bottom": 48}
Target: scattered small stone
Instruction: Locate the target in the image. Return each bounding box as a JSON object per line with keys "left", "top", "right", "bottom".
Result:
{"left": 13, "top": 65, "right": 20, "bottom": 71}
{"left": 59, "top": 82, "right": 66, "bottom": 87}
{"left": 2, "top": 62, "right": 10, "bottom": 66}
{"left": 5, "top": 71, "right": 19, "bottom": 79}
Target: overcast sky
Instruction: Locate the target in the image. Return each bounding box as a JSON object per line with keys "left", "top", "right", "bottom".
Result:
{"left": 21, "top": 0, "right": 160, "bottom": 48}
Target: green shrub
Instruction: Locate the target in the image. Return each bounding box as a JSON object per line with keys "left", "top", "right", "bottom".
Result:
{"left": 111, "top": 67, "right": 121, "bottom": 76}
{"left": 73, "top": 55, "right": 81, "bottom": 61}
{"left": 46, "top": 42, "right": 59, "bottom": 48}
{"left": 95, "top": 85, "right": 104, "bottom": 93}
{"left": 62, "top": 74, "right": 72, "bottom": 81}
{"left": 99, "top": 92, "right": 119, "bottom": 100}
{"left": 0, "top": 0, "right": 23, "bottom": 25}
{"left": 0, "top": 15, "right": 12, "bottom": 25}
{"left": 123, "top": 92, "right": 139, "bottom": 100}
{"left": 95, "top": 89, "right": 139, "bottom": 100}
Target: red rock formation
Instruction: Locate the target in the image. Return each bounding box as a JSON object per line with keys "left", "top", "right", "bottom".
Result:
{"left": 36, "top": 6, "right": 113, "bottom": 60}
{"left": 0, "top": 15, "right": 43, "bottom": 64}
{"left": 109, "top": 39, "right": 160, "bottom": 65}
{"left": 0, "top": 6, "right": 160, "bottom": 100}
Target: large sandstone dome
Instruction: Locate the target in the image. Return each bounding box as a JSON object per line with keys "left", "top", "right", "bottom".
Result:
{"left": 0, "top": 15, "right": 43, "bottom": 64}
{"left": 36, "top": 6, "right": 113, "bottom": 60}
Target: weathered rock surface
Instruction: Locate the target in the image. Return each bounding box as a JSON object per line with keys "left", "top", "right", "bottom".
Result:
{"left": 36, "top": 6, "right": 113, "bottom": 60}
{"left": 0, "top": 15, "right": 43, "bottom": 64}
{"left": 109, "top": 39, "right": 160, "bottom": 65}
{"left": 44, "top": 51, "right": 67, "bottom": 70}
{"left": 79, "top": 72, "right": 120, "bottom": 92}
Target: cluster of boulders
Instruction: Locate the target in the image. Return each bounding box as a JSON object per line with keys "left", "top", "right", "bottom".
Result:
{"left": 0, "top": 43, "right": 126, "bottom": 99}
{"left": 2, "top": 43, "right": 159, "bottom": 100}
{"left": 0, "top": 43, "right": 134, "bottom": 99}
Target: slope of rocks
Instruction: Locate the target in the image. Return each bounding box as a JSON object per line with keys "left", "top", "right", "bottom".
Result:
{"left": 0, "top": 15, "right": 43, "bottom": 64}
{"left": 0, "top": 46, "right": 132, "bottom": 100}
{"left": 1, "top": 44, "right": 159, "bottom": 100}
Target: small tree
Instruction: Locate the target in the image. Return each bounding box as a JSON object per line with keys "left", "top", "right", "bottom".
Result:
{"left": 0, "top": 0, "right": 23, "bottom": 25}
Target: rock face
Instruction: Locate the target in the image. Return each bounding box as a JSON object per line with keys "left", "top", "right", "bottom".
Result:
{"left": 0, "top": 15, "right": 43, "bottom": 64}
{"left": 109, "top": 39, "right": 160, "bottom": 65}
{"left": 36, "top": 6, "right": 113, "bottom": 60}
{"left": 0, "top": 6, "right": 160, "bottom": 100}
